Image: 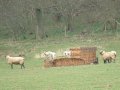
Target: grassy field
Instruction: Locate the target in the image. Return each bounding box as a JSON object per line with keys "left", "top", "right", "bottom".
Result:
{"left": 0, "top": 33, "right": 120, "bottom": 90}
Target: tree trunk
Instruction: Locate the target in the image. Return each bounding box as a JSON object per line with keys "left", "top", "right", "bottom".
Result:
{"left": 35, "top": 8, "right": 46, "bottom": 40}
{"left": 66, "top": 13, "right": 73, "bottom": 31}
{"left": 103, "top": 19, "right": 117, "bottom": 31}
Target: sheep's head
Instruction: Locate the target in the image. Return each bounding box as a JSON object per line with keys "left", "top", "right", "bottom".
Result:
{"left": 44, "top": 52, "right": 49, "bottom": 57}
{"left": 6, "top": 55, "right": 10, "bottom": 59}
{"left": 100, "top": 50, "right": 105, "bottom": 55}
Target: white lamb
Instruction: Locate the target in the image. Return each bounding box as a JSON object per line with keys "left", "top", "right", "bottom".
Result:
{"left": 42, "top": 51, "right": 56, "bottom": 61}
{"left": 63, "top": 51, "right": 71, "bottom": 58}
{"left": 6, "top": 55, "right": 25, "bottom": 69}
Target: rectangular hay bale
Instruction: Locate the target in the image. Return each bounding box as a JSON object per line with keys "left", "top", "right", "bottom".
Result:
{"left": 44, "top": 58, "right": 85, "bottom": 68}
{"left": 44, "top": 47, "right": 97, "bottom": 68}
{"left": 70, "top": 47, "right": 97, "bottom": 64}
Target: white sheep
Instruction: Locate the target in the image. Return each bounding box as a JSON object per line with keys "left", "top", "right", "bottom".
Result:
{"left": 63, "top": 50, "right": 71, "bottom": 58}
{"left": 100, "top": 50, "right": 111, "bottom": 63}
{"left": 6, "top": 55, "right": 25, "bottom": 69}
{"left": 100, "top": 50, "right": 116, "bottom": 63}
{"left": 41, "top": 51, "right": 56, "bottom": 61}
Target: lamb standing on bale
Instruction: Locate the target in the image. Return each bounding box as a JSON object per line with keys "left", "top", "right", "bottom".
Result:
{"left": 42, "top": 51, "right": 56, "bottom": 61}
{"left": 100, "top": 50, "right": 117, "bottom": 63}
{"left": 6, "top": 55, "right": 25, "bottom": 69}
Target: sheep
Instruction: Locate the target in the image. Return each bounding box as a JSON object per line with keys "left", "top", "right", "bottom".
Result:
{"left": 100, "top": 50, "right": 111, "bottom": 63}
{"left": 100, "top": 50, "right": 116, "bottom": 63}
{"left": 63, "top": 50, "right": 71, "bottom": 58}
{"left": 6, "top": 55, "right": 25, "bottom": 69}
{"left": 41, "top": 51, "right": 56, "bottom": 61}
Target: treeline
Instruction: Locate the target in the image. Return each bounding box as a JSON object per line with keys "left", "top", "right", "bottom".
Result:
{"left": 0, "top": 0, "right": 120, "bottom": 40}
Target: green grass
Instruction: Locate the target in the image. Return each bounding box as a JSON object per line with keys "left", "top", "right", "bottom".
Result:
{"left": 0, "top": 59, "right": 120, "bottom": 90}
{"left": 0, "top": 28, "right": 120, "bottom": 90}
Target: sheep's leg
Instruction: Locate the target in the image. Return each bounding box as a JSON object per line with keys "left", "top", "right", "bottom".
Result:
{"left": 21, "top": 65, "right": 22, "bottom": 69}
{"left": 106, "top": 59, "right": 110, "bottom": 63}
{"left": 11, "top": 64, "right": 13, "bottom": 69}
{"left": 21, "top": 64, "right": 25, "bottom": 69}
{"left": 108, "top": 59, "right": 111, "bottom": 63}
{"left": 21, "top": 64, "right": 24, "bottom": 69}
{"left": 22, "top": 64, "right": 25, "bottom": 69}
{"left": 104, "top": 60, "right": 107, "bottom": 64}
{"left": 108, "top": 59, "right": 110, "bottom": 63}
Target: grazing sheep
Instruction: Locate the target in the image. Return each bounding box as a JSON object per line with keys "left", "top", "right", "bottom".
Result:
{"left": 63, "top": 51, "right": 71, "bottom": 58}
{"left": 41, "top": 51, "right": 56, "bottom": 61}
{"left": 100, "top": 50, "right": 111, "bottom": 63}
{"left": 100, "top": 50, "right": 116, "bottom": 63}
{"left": 6, "top": 55, "right": 25, "bottom": 69}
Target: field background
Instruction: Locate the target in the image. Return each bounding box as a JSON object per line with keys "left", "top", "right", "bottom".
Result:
{"left": 0, "top": 34, "right": 120, "bottom": 90}
{"left": 1, "top": 0, "right": 120, "bottom": 89}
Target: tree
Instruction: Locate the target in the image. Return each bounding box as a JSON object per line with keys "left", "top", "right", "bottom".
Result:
{"left": 35, "top": 8, "right": 46, "bottom": 40}
{"left": 0, "top": 0, "right": 35, "bottom": 40}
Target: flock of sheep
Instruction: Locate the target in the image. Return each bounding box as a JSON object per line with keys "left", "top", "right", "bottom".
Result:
{"left": 5, "top": 50, "right": 117, "bottom": 69}
{"left": 5, "top": 50, "right": 71, "bottom": 69}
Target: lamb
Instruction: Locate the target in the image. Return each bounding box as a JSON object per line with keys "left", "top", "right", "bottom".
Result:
{"left": 100, "top": 50, "right": 116, "bottom": 63}
{"left": 63, "top": 50, "right": 71, "bottom": 58}
{"left": 41, "top": 51, "right": 56, "bottom": 61}
{"left": 6, "top": 55, "right": 25, "bottom": 69}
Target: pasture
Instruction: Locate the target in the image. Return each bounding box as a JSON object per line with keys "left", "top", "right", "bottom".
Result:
{"left": 0, "top": 35, "right": 120, "bottom": 90}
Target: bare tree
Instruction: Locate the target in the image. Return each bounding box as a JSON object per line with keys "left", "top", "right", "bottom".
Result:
{"left": 1, "top": 0, "right": 120, "bottom": 40}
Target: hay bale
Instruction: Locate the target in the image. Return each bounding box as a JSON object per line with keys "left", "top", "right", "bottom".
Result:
{"left": 44, "top": 47, "right": 97, "bottom": 68}
{"left": 70, "top": 47, "right": 97, "bottom": 64}
{"left": 44, "top": 58, "right": 85, "bottom": 68}
{"left": 44, "top": 60, "right": 53, "bottom": 68}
